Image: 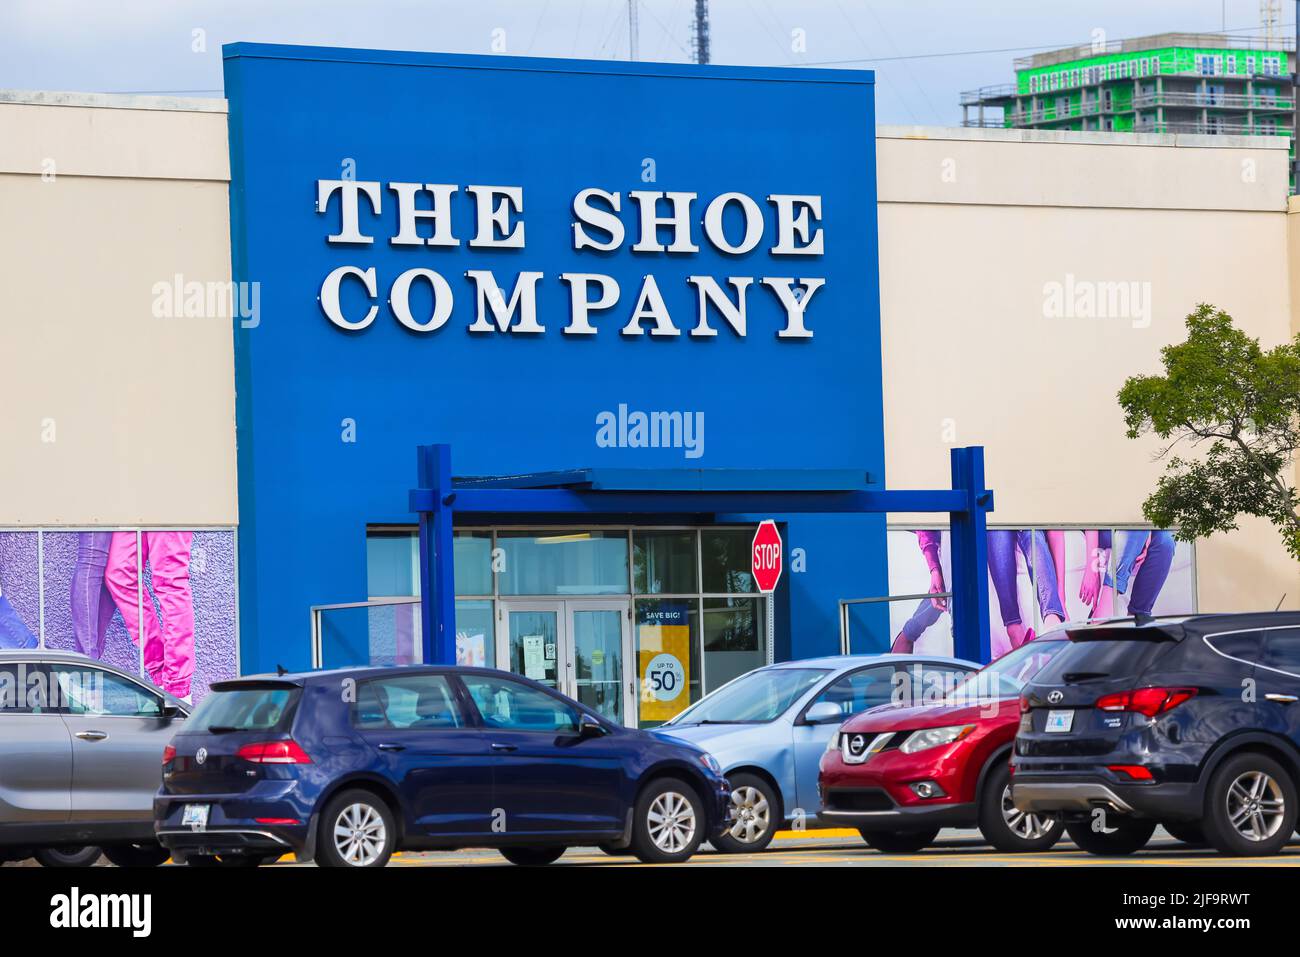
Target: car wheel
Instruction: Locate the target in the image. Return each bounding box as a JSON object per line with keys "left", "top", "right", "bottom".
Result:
{"left": 1065, "top": 817, "right": 1156, "bottom": 856}
{"left": 100, "top": 842, "right": 169, "bottom": 868}
{"left": 316, "top": 789, "right": 397, "bottom": 868}
{"left": 1202, "top": 752, "right": 1298, "bottom": 857}
{"left": 33, "top": 846, "right": 103, "bottom": 868}
{"left": 710, "top": 773, "right": 779, "bottom": 854}
{"left": 1161, "top": 822, "right": 1206, "bottom": 847}
{"left": 978, "top": 764, "right": 1063, "bottom": 852}
{"left": 858, "top": 828, "right": 939, "bottom": 853}
{"left": 499, "top": 846, "right": 566, "bottom": 866}
{"left": 631, "top": 777, "right": 705, "bottom": 864}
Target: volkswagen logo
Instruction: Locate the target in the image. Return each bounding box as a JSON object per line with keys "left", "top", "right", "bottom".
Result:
{"left": 195, "top": 747, "right": 208, "bottom": 765}
{"left": 1047, "top": 691, "right": 1064, "bottom": 704}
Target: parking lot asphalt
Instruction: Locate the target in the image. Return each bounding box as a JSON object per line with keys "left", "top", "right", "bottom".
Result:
{"left": 259, "top": 828, "right": 1300, "bottom": 868}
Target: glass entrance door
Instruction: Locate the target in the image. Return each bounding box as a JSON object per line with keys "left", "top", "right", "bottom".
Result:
{"left": 496, "top": 600, "right": 633, "bottom": 725}
{"left": 566, "top": 600, "right": 633, "bottom": 726}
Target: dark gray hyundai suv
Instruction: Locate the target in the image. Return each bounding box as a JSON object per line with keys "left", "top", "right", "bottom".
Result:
{"left": 1012, "top": 613, "right": 1300, "bottom": 857}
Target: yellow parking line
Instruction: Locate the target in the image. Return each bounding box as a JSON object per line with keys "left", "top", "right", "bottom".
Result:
{"left": 773, "top": 829, "right": 858, "bottom": 840}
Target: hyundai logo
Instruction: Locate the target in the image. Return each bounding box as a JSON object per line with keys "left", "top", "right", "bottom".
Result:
{"left": 195, "top": 747, "right": 207, "bottom": 765}
{"left": 1047, "top": 691, "right": 1064, "bottom": 704}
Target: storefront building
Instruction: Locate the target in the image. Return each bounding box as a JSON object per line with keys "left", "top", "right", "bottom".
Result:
{"left": 4, "top": 57, "right": 1300, "bottom": 724}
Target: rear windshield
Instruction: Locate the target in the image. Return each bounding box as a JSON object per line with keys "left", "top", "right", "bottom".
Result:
{"left": 1032, "top": 637, "right": 1172, "bottom": 685}
{"left": 184, "top": 686, "right": 299, "bottom": 733}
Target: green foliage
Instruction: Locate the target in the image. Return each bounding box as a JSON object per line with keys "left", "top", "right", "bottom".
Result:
{"left": 1118, "top": 304, "right": 1300, "bottom": 559}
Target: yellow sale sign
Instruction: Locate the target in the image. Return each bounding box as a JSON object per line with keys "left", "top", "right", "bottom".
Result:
{"left": 637, "top": 603, "right": 691, "bottom": 722}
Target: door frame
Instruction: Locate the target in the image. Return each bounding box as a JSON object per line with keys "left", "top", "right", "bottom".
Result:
{"left": 496, "top": 598, "right": 634, "bottom": 725}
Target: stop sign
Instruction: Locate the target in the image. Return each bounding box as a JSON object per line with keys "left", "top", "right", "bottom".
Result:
{"left": 751, "top": 520, "right": 783, "bottom": 593}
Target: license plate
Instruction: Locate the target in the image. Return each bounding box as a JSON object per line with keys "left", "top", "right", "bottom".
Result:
{"left": 181, "top": 804, "right": 210, "bottom": 830}
{"left": 1045, "top": 709, "right": 1075, "bottom": 733}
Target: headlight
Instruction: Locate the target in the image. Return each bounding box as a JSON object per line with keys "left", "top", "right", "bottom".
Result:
{"left": 825, "top": 733, "right": 839, "bottom": 753}
{"left": 698, "top": 752, "right": 722, "bottom": 775}
{"left": 898, "top": 725, "right": 975, "bottom": 754}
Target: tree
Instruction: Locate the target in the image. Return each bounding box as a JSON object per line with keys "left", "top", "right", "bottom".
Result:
{"left": 1118, "top": 303, "right": 1300, "bottom": 560}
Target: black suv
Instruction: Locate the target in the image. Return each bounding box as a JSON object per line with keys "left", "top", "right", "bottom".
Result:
{"left": 1012, "top": 613, "right": 1300, "bottom": 856}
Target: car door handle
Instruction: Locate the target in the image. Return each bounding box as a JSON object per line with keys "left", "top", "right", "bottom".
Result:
{"left": 490, "top": 743, "right": 518, "bottom": 753}
{"left": 1265, "top": 694, "right": 1300, "bottom": 704}
{"left": 376, "top": 743, "right": 406, "bottom": 752}
{"left": 75, "top": 730, "right": 108, "bottom": 741}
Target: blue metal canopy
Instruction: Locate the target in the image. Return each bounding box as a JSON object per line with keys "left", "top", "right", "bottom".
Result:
{"left": 409, "top": 445, "right": 994, "bottom": 666}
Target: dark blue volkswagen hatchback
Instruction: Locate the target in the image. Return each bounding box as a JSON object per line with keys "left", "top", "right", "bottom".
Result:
{"left": 155, "top": 666, "right": 730, "bottom": 867}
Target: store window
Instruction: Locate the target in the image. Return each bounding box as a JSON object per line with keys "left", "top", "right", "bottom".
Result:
{"left": 703, "top": 596, "right": 766, "bottom": 691}
{"left": 497, "top": 530, "right": 628, "bottom": 596}
{"left": 633, "top": 530, "right": 697, "bottom": 594}
{"left": 701, "top": 529, "right": 758, "bottom": 594}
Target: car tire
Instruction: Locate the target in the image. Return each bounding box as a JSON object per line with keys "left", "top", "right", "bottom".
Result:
{"left": 710, "top": 773, "right": 779, "bottom": 854}
{"left": 100, "top": 842, "right": 169, "bottom": 868}
{"left": 858, "top": 828, "right": 939, "bottom": 853}
{"left": 977, "top": 764, "right": 1063, "bottom": 852}
{"left": 316, "top": 789, "right": 397, "bottom": 868}
{"left": 1202, "top": 752, "right": 1298, "bottom": 857}
{"left": 499, "top": 846, "right": 566, "bottom": 866}
{"left": 1065, "top": 817, "right": 1156, "bottom": 856}
{"left": 33, "top": 846, "right": 103, "bottom": 868}
{"left": 1161, "top": 822, "right": 1206, "bottom": 847}
{"left": 630, "top": 777, "right": 705, "bottom": 864}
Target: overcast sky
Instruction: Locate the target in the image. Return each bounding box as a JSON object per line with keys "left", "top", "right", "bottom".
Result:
{"left": 0, "top": 0, "right": 1290, "bottom": 125}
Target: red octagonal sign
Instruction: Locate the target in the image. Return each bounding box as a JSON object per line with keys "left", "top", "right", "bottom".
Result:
{"left": 751, "top": 520, "right": 783, "bottom": 593}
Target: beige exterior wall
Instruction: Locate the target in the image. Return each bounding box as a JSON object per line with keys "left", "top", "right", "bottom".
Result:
{"left": 878, "top": 125, "right": 1300, "bottom": 613}
{"left": 0, "top": 92, "right": 236, "bottom": 526}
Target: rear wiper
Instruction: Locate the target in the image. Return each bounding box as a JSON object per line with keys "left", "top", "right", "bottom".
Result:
{"left": 207, "top": 725, "right": 242, "bottom": 734}
{"left": 1061, "top": 672, "right": 1108, "bottom": 683}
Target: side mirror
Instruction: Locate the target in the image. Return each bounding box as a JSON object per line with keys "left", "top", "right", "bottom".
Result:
{"left": 577, "top": 713, "right": 607, "bottom": 739}
{"left": 160, "top": 703, "right": 182, "bottom": 719}
{"left": 803, "top": 701, "right": 843, "bottom": 725}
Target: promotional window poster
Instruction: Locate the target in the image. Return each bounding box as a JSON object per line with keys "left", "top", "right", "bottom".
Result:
{"left": 885, "top": 527, "right": 1196, "bottom": 662}
{"left": 637, "top": 601, "right": 692, "bottom": 723}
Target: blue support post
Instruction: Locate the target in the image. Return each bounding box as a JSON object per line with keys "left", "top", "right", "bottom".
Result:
{"left": 416, "top": 444, "right": 457, "bottom": 665}
{"left": 948, "top": 446, "right": 994, "bottom": 663}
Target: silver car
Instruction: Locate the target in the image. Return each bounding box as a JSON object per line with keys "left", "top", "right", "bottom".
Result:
{"left": 654, "top": 654, "right": 978, "bottom": 852}
{"left": 0, "top": 649, "right": 188, "bottom": 867}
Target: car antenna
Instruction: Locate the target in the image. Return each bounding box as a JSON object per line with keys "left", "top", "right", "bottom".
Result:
{"left": 1133, "top": 612, "right": 1154, "bottom": 627}
{"left": 1276, "top": 594, "right": 1287, "bottom": 611}
{"left": 276, "top": 663, "right": 288, "bottom": 676}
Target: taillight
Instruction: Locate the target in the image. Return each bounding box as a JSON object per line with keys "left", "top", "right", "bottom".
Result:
{"left": 1108, "top": 765, "right": 1154, "bottom": 781}
{"left": 1095, "top": 687, "right": 1197, "bottom": 718}
{"left": 1019, "top": 695, "right": 1031, "bottom": 714}
{"left": 236, "top": 740, "right": 313, "bottom": 764}
{"left": 162, "top": 744, "right": 176, "bottom": 765}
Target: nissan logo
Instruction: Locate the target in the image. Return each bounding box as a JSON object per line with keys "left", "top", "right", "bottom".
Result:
{"left": 1047, "top": 691, "right": 1064, "bottom": 704}
{"left": 195, "top": 747, "right": 208, "bottom": 765}
{"left": 847, "top": 734, "right": 867, "bottom": 755}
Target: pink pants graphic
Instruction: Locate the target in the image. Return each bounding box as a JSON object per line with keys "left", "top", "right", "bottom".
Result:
{"left": 105, "top": 531, "right": 196, "bottom": 697}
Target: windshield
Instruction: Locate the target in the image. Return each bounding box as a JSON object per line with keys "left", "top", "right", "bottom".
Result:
{"left": 183, "top": 686, "right": 298, "bottom": 733}
{"left": 669, "top": 668, "right": 830, "bottom": 725}
{"left": 947, "top": 639, "right": 1068, "bottom": 703}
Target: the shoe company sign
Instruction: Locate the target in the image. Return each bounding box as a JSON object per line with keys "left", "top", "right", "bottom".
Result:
{"left": 315, "top": 181, "right": 826, "bottom": 340}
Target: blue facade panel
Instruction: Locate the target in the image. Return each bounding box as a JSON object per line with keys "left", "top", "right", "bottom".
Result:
{"left": 223, "top": 44, "right": 884, "bottom": 674}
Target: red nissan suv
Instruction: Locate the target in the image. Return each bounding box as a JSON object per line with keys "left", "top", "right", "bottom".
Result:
{"left": 818, "top": 638, "right": 1069, "bottom": 853}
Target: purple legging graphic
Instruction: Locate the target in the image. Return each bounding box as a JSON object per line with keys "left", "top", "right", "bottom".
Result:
{"left": 71, "top": 532, "right": 117, "bottom": 658}
{"left": 987, "top": 529, "right": 1065, "bottom": 627}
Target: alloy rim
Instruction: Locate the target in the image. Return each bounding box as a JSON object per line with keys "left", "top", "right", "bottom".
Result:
{"left": 333, "top": 802, "right": 387, "bottom": 866}
{"left": 727, "top": 786, "right": 772, "bottom": 844}
{"left": 1226, "top": 771, "right": 1286, "bottom": 842}
{"left": 1001, "top": 784, "right": 1057, "bottom": 840}
{"left": 647, "top": 791, "right": 697, "bottom": 854}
